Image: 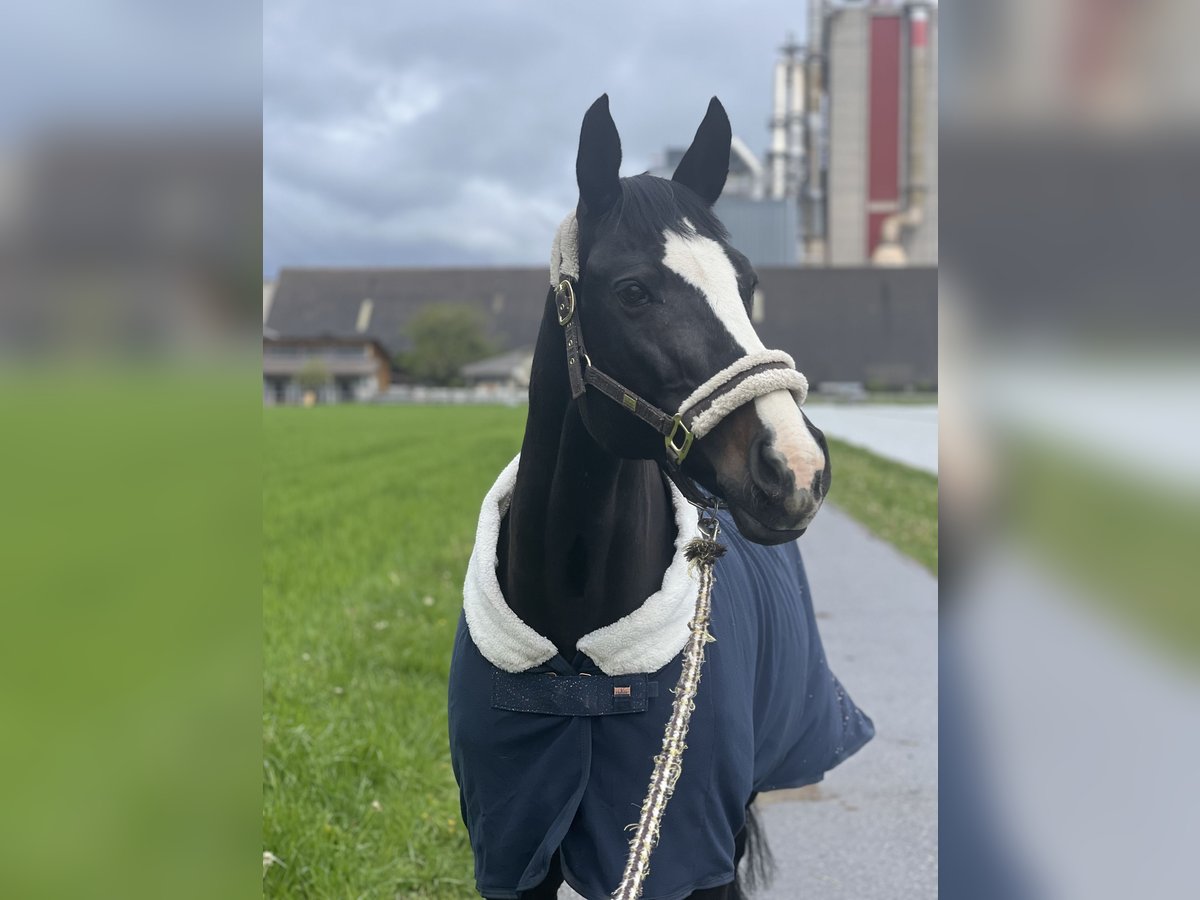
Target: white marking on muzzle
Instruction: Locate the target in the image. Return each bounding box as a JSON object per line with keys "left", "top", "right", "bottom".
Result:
{"left": 755, "top": 392, "right": 826, "bottom": 491}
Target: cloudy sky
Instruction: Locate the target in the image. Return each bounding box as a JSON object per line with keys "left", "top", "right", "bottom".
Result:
{"left": 264, "top": 0, "right": 809, "bottom": 276}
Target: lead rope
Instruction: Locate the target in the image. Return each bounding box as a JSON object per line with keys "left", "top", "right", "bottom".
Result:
{"left": 612, "top": 509, "right": 726, "bottom": 900}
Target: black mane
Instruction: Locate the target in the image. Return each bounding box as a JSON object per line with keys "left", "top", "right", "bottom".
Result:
{"left": 596, "top": 173, "right": 729, "bottom": 245}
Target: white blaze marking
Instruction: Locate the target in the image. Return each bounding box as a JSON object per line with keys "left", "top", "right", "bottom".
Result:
{"left": 661, "top": 221, "right": 764, "bottom": 354}
{"left": 662, "top": 221, "right": 825, "bottom": 496}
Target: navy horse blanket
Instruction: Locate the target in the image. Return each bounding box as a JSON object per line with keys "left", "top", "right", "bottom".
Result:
{"left": 449, "top": 456, "right": 874, "bottom": 899}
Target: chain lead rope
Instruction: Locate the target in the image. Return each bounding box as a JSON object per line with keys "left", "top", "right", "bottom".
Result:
{"left": 612, "top": 511, "right": 726, "bottom": 900}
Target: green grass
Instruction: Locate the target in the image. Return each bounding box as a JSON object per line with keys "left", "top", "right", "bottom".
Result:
{"left": 262, "top": 407, "right": 938, "bottom": 898}
{"left": 263, "top": 406, "right": 525, "bottom": 899}
{"left": 1010, "top": 439, "right": 1200, "bottom": 659}
{"left": 806, "top": 392, "right": 939, "bottom": 405}
{"left": 823, "top": 437, "right": 939, "bottom": 574}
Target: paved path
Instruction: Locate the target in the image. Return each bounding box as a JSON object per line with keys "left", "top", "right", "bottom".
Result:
{"left": 561, "top": 505, "right": 938, "bottom": 899}
{"left": 755, "top": 505, "right": 938, "bottom": 900}
{"left": 807, "top": 404, "right": 939, "bottom": 475}
{"left": 947, "top": 549, "right": 1200, "bottom": 900}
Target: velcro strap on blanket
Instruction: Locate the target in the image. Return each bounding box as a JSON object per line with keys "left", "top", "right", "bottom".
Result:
{"left": 491, "top": 669, "right": 657, "bottom": 716}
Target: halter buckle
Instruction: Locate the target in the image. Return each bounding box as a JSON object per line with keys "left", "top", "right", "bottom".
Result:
{"left": 665, "top": 414, "right": 694, "bottom": 465}
{"left": 556, "top": 279, "right": 576, "bottom": 326}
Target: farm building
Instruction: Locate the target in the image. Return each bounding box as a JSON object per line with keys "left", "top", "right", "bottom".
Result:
{"left": 262, "top": 335, "right": 392, "bottom": 405}
{"left": 460, "top": 348, "right": 534, "bottom": 390}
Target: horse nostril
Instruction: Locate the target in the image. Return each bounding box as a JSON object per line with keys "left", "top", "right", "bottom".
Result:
{"left": 749, "top": 435, "right": 794, "bottom": 501}
{"left": 810, "top": 470, "right": 826, "bottom": 499}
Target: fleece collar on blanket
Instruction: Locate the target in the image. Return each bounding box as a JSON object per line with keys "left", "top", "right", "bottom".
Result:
{"left": 462, "top": 455, "right": 700, "bottom": 676}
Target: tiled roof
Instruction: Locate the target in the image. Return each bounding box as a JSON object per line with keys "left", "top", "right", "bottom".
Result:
{"left": 265, "top": 267, "right": 548, "bottom": 358}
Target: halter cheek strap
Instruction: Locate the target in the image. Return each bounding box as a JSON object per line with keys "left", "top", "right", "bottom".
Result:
{"left": 555, "top": 277, "right": 808, "bottom": 471}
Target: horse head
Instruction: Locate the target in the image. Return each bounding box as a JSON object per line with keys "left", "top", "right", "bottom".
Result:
{"left": 562, "top": 94, "right": 830, "bottom": 545}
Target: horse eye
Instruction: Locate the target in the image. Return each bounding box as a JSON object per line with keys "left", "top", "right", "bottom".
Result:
{"left": 742, "top": 276, "right": 759, "bottom": 311}
{"left": 616, "top": 282, "right": 650, "bottom": 307}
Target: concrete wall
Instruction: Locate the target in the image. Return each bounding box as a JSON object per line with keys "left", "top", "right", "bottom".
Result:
{"left": 756, "top": 266, "right": 938, "bottom": 389}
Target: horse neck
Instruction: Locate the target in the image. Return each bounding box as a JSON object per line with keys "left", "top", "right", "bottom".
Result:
{"left": 500, "top": 294, "right": 676, "bottom": 659}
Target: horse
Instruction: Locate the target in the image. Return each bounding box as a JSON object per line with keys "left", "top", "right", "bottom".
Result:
{"left": 449, "top": 95, "right": 873, "bottom": 900}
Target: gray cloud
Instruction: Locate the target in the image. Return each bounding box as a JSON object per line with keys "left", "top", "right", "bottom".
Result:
{"left": 264, "top": 0, "right": 806, "bottom": 275}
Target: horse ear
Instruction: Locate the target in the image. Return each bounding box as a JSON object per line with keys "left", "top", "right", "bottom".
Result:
{"left": 576, "top": 94, "right": 622, "bottom": 218}
{"left": 671, "top": 96, "right": 731, "bottom": 205}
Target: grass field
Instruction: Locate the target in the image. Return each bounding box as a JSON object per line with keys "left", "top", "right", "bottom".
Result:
{"left": 1010, "top": 439, "right": 1199, "bottom": 659}
{"left": 823, "top": 437, "right": 938, "bottom": 573}
{"left": 263, "top": 405, "right": 937, "bottom": 898}
{"left": 264, "top": 407, "right": 524, "bottom": 898}
{"left": 806, "top": 391, "right": 939, "bottom": 406}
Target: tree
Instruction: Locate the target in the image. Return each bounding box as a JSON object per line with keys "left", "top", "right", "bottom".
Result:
{"left": 401, "top": 305, "right": 495, "bottom": 386}
{"left": 296, "top": 359, "right": 329, "bottom": 400}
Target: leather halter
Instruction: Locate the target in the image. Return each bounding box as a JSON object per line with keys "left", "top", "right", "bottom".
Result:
{"left": 555, "top": 276, "right": 806, "bottom": 509}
